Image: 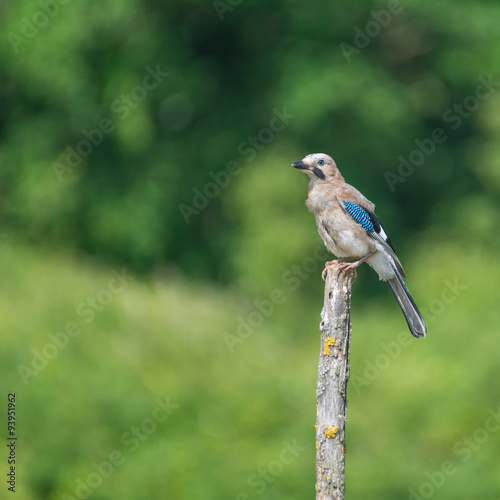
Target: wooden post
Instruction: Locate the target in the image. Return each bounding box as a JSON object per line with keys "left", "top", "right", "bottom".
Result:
{"left": 315, "top": 264, "right": 355, "bottom": 500}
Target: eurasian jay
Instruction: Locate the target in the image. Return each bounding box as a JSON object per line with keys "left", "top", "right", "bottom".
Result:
{"left": 292, "top": 153, "right": 426, "bottom": 338}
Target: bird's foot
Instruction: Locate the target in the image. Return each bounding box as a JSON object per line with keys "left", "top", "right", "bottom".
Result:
{"left": 322, "top": 251, "right": 377, "bottom": 280}
{"left": 336, "top": 261, "right": 359, "bottom": 279}
{"left": 321, "top": 266, "right": 330, "bottom": 280}
{"left": 322, "top": 257, "right": 357, "bottom": 280}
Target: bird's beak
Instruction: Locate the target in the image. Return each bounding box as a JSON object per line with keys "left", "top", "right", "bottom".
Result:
{"left": 292, "top": 160, "right": 310, "bottom": 170}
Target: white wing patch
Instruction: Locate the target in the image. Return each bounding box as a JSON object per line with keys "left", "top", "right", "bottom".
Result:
{"left": 378, "top": 224, "right": 389, "bottom": 242}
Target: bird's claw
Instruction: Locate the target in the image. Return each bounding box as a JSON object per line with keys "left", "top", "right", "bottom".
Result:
{"left": 322, "top": 260, "right": 337, "bottom": 280}
{"left": 322, "top": 260, "right": 359, "bottom": 280}
{"left": 336, "top": 261, "right": 358, "bottom": 279}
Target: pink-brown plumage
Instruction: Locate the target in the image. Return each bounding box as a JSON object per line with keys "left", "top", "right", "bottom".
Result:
{"left": 292, "top": 152, "right": 426, "bottom": 338}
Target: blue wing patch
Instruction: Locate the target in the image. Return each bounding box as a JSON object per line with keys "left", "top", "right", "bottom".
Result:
{"left": 343, "top": 201, "right": 375, "bottom": 232}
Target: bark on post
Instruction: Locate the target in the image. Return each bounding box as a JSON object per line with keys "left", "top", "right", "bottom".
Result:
{"left": 315, "top": 264, "right": 355, "bottom": 500}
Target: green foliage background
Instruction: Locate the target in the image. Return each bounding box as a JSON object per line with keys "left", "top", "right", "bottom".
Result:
{"left": 1, "top": 0, "right": 500, "bottom": 498}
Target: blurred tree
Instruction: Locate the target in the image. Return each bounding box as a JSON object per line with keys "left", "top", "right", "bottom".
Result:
{"left": 0, "top": 0, "right": 499, "bottom": 282}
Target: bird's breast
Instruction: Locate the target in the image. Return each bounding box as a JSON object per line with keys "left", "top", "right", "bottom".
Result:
{"left": 308, "top": 197, "right": 375, "bottom": 258}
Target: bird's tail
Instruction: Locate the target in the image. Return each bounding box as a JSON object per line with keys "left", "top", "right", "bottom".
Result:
{"left": 387, "top": 261, "right": 427, "bottom": 338}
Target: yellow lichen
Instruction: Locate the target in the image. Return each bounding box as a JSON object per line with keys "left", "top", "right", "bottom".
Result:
{"left": 315, "top": 424, "right": 318, "bottom": 430}
{"left": 323, "top": 337, "right": 336, "bottom": 355}
{"left": 324, "top": 424, "right": 339, "bottom": 439}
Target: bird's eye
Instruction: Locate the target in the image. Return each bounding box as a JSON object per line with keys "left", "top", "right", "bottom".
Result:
{"left": 317, "top": 159, "right": 325, "bottom": 166}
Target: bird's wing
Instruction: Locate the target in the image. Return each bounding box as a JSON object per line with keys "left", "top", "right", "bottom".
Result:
{"left": 341, "top": 199, "right": 405, "bottom": 277}
{"left": 339, "top": 184, "right": 376, "bottom": 212}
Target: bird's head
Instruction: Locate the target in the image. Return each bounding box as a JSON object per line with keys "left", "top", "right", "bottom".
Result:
{"left": 291, "top": 153, "right": 343, "bottom": 183}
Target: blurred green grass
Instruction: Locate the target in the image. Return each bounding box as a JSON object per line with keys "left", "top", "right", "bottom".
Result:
{"left": 2, "top": 235, "right": 499, "bottom": 499}
{"left": 2, "top": 0, "right": 500, "bottom": 498}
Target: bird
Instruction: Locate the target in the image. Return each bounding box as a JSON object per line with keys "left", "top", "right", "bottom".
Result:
{"left": 292, "top": 153, "right": 426, "bottom": 338}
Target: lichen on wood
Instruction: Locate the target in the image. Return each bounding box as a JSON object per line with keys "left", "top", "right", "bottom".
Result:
{"left": 315, "top": 263, "right": 355, "bottom": 500}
